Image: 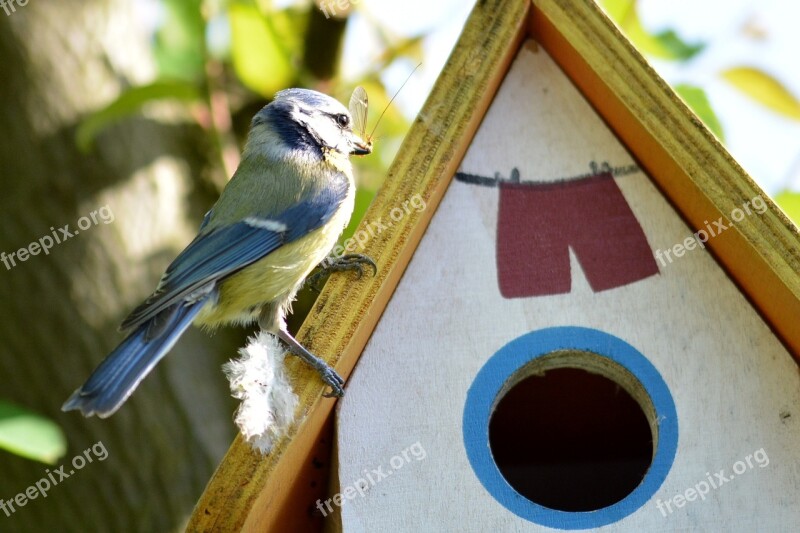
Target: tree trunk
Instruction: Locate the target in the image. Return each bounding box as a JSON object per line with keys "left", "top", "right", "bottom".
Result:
{"left": 0, "top": 1, "right": 241, "bottom": 530}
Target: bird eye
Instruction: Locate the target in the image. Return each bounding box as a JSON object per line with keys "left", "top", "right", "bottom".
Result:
{"left": 336, "top": 114, "right": 350, "bottom": 128}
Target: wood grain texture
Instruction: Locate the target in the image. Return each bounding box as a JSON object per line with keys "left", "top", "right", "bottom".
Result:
{"left": 187, "top": 0, "right": 530, "bottom": 530}
{"left": 531, "top": 0, "right": 800, "bottom": 357}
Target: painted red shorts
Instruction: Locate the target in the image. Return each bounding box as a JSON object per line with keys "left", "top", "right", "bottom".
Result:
{"left": 496, "top": 173, "right": 658, "bottom": 298}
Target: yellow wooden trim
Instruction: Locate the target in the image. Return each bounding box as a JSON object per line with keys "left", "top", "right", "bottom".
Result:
{"left": 187, "top": 0, "right": 530, "bottom": 530}
{"left": 531, "top": 0, "right": 800, "bottom": 358}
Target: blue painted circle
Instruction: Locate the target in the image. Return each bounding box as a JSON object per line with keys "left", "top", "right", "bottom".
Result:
{"left": 463, "top": 327, "right": 678, "bottom": 530}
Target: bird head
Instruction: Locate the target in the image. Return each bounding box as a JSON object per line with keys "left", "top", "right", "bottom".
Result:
{"left": 250, "top": 88, "right": 372, "bottom": 160}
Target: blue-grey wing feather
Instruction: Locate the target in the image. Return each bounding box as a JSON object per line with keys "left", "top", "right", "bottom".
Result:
{"left": 119, "top": 182, "right": 349, "bottom": 332}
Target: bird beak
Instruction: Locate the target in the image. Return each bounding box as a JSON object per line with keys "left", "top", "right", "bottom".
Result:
{"left": 350, "top": 135, "right": 372, "bottom": 156}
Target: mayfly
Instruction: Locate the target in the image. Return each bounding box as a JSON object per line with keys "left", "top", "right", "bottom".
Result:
{"left": 348, "top": 86, "right": 371, "bottom": 153}
{"left": 348, "top": 64, "right": 421, "bottom": 154}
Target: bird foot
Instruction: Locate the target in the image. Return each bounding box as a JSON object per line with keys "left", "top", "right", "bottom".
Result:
{"left": 306, "top": 253, "right": 377, "bottom": 292}
{"left": 276, "top": 328, "right": 345, "bottom": 397}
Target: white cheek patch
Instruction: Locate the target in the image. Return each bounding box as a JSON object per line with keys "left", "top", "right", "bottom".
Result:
{"left": 316, "top": 121, "right": 342, "bottom": 149}
{"left": 289, "top": 102, "right": 350, "bottom": 153}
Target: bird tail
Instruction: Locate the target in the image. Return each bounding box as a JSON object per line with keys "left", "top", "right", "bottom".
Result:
{"left": 62, "top": 299, "right": 208, "bottom": 418}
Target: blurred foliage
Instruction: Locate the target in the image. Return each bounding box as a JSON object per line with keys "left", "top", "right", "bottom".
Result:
{"left": 600, "top": 0, "right": 704, "bottom": 60}
{"left": 76, "top": 81, "right": 202, "bottom": 152}
{"left": 601, "top": 0, "right": 800, "bottom": 130}
{"left": 154, "top": 0, "right": 207, "bottom": 81}
{"left": 600, "top": 0, "right": 800, "bottom": 225}
{"left": 76, "top": 0, "right": 413, "bottom": 217}
{"left": 0, "top": 401, "right": 66, "bottom": 464}
{"left": 229, "top": 3, "right": 300, "bottom": 96}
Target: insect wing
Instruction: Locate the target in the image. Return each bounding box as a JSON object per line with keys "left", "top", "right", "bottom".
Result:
{"left": 348, "top": 86, "right": 369, "bottom": 141}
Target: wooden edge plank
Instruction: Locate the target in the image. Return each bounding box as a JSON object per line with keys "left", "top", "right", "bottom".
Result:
{"left": 531, "top": 0, "right": 800, "bottom": 359}
{"left": 186, "top": 0, "right": 530, "bottom": 530}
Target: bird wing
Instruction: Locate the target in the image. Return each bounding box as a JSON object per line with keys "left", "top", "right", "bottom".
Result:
{"left": 119, "top": 181, "right": 349, "bottom": 332}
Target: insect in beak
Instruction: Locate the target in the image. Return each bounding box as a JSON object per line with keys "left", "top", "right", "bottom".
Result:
{"left": 347, "top": 64, "right": 420, "bottom": 158}
{"left": 349, "top": 86, "right": 373, "bottom": 156}
{"left": 350, "top": 135, "right": 372, "bottom": 155}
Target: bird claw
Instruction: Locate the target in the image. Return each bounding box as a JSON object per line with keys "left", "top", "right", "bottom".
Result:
{"left": 299, "top": 356, "right": 344, "bottom": 397}
{"left": 306, "top": 253, "right": 377, "bottom": 292}
{"left": 320, "top": 367, "right": 345, "bottom": 398}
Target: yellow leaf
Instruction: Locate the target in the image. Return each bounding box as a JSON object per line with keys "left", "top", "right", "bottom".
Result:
{"left": 230, "top": 4, "right": 293, "bottom": 98}
{"left": 722, "top": 66, "right": 800, "bottom": 120}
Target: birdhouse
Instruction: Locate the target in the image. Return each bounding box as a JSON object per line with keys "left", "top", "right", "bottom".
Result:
{"left": 190, "top": 0, "right": 800, "bottom": 531}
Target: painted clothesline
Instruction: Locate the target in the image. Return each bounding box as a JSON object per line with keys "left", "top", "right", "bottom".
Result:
{"left": 454, "top": 160, "right": 640, "bottom": 188}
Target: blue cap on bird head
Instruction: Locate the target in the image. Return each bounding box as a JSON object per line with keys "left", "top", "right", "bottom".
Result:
{"left": 252, "top": 88, "right": 371, "bottom": 157}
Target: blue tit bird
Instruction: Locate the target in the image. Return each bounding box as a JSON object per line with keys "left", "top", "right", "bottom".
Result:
{"left": 63, "top": 88, "right": 375, "bottom": 418}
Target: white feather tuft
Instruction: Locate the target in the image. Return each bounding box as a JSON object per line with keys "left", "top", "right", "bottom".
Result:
{"left": 223, "top": 331, "right": 298, "bottom": 454}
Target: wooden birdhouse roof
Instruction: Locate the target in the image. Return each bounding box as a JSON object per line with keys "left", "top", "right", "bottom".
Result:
{"left": 189, "top": 1, "right": 800, "bottom": 531}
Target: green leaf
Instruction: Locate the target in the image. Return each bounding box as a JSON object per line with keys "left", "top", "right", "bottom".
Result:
{"left": 76, "top": 81, "right": 202, "bottom": 152}
{"left": 775, "top": 191, "right": 800, "bottom": 225}
{"left": 265, "top": 7, "right": 307, "bottom": 61}
{"left": 229, "top": 3, "right": 294, "bottom": 98}
{"left": 674, "top": 84, "right": 725, "bottom": 141}
{"left": 651, "top": 29, "right": 705, "bottom": 60}
{"left": 722, "top": 66, "right": 800, "bottom": 121}
{"left": 0, "top": 401, "right": 66, "bottom": 464}
{"left": 599, "top": 0, "right": 704, "bottom": 60}
{"left": 153, "top": 0, "right": 206, "bottom": 81}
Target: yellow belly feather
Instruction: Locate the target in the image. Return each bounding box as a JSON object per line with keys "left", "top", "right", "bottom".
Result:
{"left": 194, "top": 191, "right": 355, "bottom": 328}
